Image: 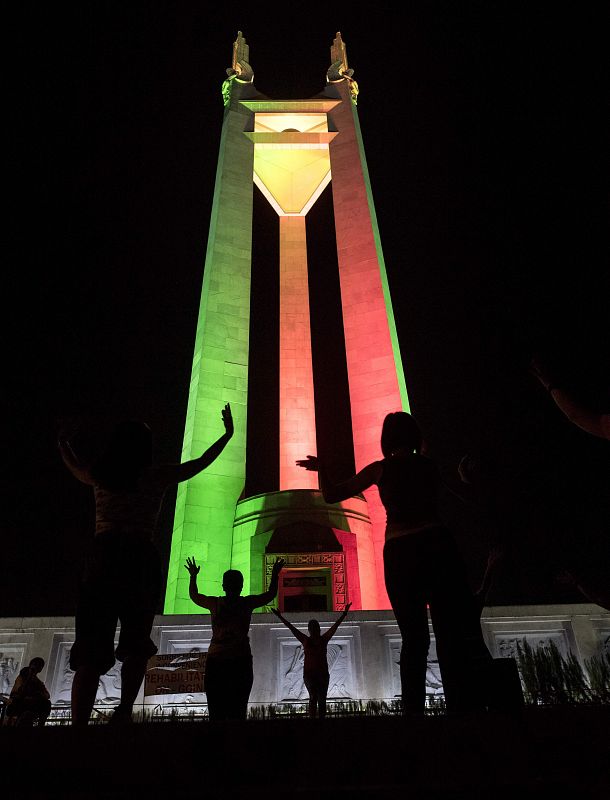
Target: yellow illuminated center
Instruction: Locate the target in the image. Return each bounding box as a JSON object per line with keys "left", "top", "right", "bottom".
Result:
{"left": 249, "top": 113, "right": 333, "bottom": 216}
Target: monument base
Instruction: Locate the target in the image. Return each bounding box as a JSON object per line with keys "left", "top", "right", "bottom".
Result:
{"left": 1, "top": 604, "right": 607, "bottom": 716}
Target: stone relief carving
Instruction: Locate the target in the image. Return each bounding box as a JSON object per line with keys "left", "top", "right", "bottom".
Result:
{"left": 97, "top": 663, "right": 122, "bottom": 704}
{"left": 0, "top": 650, "right": 22, "bottom": 696}
{"left": 52, "top": 641, "right": 121, "bottom": 705}
{"left": 388, "top": 637, "right": 444, "bottom": 699}
{"left": 327, "top": 642, "right": 351, "bottom": 698}
{"left": 279, "top": 639, "right": 352, "bottom": 701}
{"left": 495, "top": 632, "right": 568, "bottom": 660}
{"left": 281, "top": 643, "right": 305, "bottom": 700}
{"left": 158, "top": 625, "right": 211, "bottom": 655}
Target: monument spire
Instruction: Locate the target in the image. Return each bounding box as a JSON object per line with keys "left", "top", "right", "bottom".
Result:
{"left": 222, "top": 30, "right": 254, "bottom": 106}
{"left": 330, "top": 31, "right": 349, "bottom": 74}
{"left": 166, "top": 32, "right": 408, "bottom": 613}
{"left": 231, "top": 30, "right": 253, "bottom": 80}
{"left": 327, "top": 32, "right": 358, "bottom": 104}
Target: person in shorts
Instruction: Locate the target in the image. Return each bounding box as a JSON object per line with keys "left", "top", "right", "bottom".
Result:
{"left": 59, "top": 403, "right": 234, "bottom": 726}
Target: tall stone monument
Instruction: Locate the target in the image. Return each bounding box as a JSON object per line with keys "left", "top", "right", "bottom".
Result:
{"left": 164, "top": 32, "right": 409, "bottom": 614}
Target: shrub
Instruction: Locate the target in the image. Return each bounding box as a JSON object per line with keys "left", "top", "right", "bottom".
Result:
{"left": 516, "top": 639, "right": 609, "bottom": 705}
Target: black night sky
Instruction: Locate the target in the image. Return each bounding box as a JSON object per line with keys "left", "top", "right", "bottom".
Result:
{"left": 3, "top": 4, "right": 608, "bottom": 617}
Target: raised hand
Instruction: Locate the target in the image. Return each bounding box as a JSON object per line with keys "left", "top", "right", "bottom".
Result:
{"left": 272, "top": 557, "right": 285, "bottom": 575}
{"left": 529, "top": 356, "right": 555, "bottom": 391}
{"left": 221, "top": 403, "right": 234, "bottom": 437}
{"left": 296, "top": 455, "right": 319, "bottom": 472}
{"left": 184, "top": 556, "right": 200, "bottom": 577}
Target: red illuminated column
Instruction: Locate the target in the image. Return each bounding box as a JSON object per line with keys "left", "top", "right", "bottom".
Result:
{"left": 329, "top": 83, "right": 404, "bottom": 608}
{"left": 279, "top": 215, "right": 318, "bottom": 490}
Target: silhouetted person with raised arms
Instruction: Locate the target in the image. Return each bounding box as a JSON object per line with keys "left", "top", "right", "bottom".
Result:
{"left": 185, "top": 555, "right": 285, "bottom": 720}
{"left": 298, "top": 411, "right": 492, "bottom": 714}
{"left": 59, "top": 403, "right": 234, "bottom": 727}
{"left": 271, "top": 604, "right": 351, "bottom": 718}
{"left": 5, "top": 658, "right": 51, "bottom": 726}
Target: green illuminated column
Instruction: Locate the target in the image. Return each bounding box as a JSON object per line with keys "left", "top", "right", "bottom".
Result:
{"left": 164, "top": 34, "right": 257, "bottom": 613}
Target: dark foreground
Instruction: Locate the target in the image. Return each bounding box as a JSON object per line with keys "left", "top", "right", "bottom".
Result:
{"left": 2, "top": 706, "right": 609, "bottom": 799}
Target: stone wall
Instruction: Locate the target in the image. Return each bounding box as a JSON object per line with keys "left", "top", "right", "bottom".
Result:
{"left": 1, "top": 605, "right": 608, "bottom": 713}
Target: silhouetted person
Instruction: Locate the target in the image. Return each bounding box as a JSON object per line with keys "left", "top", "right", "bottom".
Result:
{"left": 59, "top": 403, "right": 234, "bottom": 727}
{"left": 185, "top": 555, "right": 285, "bottom": 720}
{"left": 271, "top": 604, "right": 351, "bottom": 718}
{"left": 6, "top": 658, "right": 51, "bottom": 726}
{"left": 298, "top": 411, "right": 492, "bottom": 714}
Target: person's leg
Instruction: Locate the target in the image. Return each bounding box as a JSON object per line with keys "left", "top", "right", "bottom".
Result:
{"left": 5, "top": 702, "right": 22, "bottom": 726}
{"left": 429, "top": 530, "right": 489, "bottom": 713}
{"left": 113, "top": 540, "right": 161, "bottom": 722}
{"left": 15, "top": 708, "right": 35, "bottom": 727}
{"left": 318, "top": 674, "right": 330, "bottom": 719}
{"left": 384, "top": 537, "right": 430, "bottom": 714}
{"left": 204, "top": 656, "right": 228, "bottom": 721}
{"left": 70, "top": 535, "right": 119, "bottom": 727}
{"left": 14, "top": 699, "right": 35, "bottom": 727}
{"left": 204, "top": 685, "right": 223, "bottom": 721}
{"left": 204, "top": 657, "right": 252, "bottom": 721}
{"left": 396, "top": 604, "right": 430, "bottom": 714}
{"left": 107, "top": 654, "right": 150, "bottom": 724}
{"left": 70, "top": 610, "right": 116, "bottom": 727}
{"left": 71, "top": 665, "right": 102, "bottom": 727}
{"left": 227, "top": 657, "right": 253, "bottom": 720}
{"left": 304, "top": 674, "right": 318, "bottom": 718}
{"left": 38, "top": 698, "right": 52, "bottom": 725}
{"left": 241, "top": 658, "right": 254, "bottom": 720}
{"left": 113, "top": 611, "right": 157, "bottom": 722}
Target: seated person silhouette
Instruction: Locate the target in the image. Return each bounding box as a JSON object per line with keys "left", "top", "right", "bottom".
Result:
{"left": 185, "top": 555, "right": 285, "bottom": 721}
{"left": 271, "top": 604, "right": 351, "bottom": 718}
{"left": 5, "top": 658, "right": 51, "bottom": 727}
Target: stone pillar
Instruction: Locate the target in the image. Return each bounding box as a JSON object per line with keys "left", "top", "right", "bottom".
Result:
{"left": 279, "top": 216, "right": 317, "bottom": 490}
{"left": 328, "top": 79, "right": 408, "bottom": 608}
{"left": 164, "top": 75, "right": 256, "bottom": 612}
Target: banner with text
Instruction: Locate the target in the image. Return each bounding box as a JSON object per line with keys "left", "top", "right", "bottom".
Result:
{"left": 144, "top": 652, "right": 207, "bottom": 696}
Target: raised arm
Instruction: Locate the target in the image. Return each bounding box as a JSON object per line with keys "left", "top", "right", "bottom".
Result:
{"left": 547, "top": 389, "right": 610, "bottom": 440}
{"left": 296, "top": 456, "right": 382, "bottom": 504}
{"left": 158, "top": 404, "right": 234, "bottom": 485}
{"left": 270, "top": 608, "right": 307, "bottom": 644}
{"left": 322, "top": 602, "right": 352, "bottom": 641}
{"left": 247, "top": 558, "right": 285, "bottom": 608}
{"left": 184, "top": 556, "right": 215, "bottom": 610}
{"left": 530, "top": 357, "right": 610, "bottom": 440}
{"left": 58, "top": 438, "right": 95, "bottom": 485}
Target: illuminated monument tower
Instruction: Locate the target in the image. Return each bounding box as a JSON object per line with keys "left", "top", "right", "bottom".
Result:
{"left": 164, "top": 32, "right": 409, "bottom": 614}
